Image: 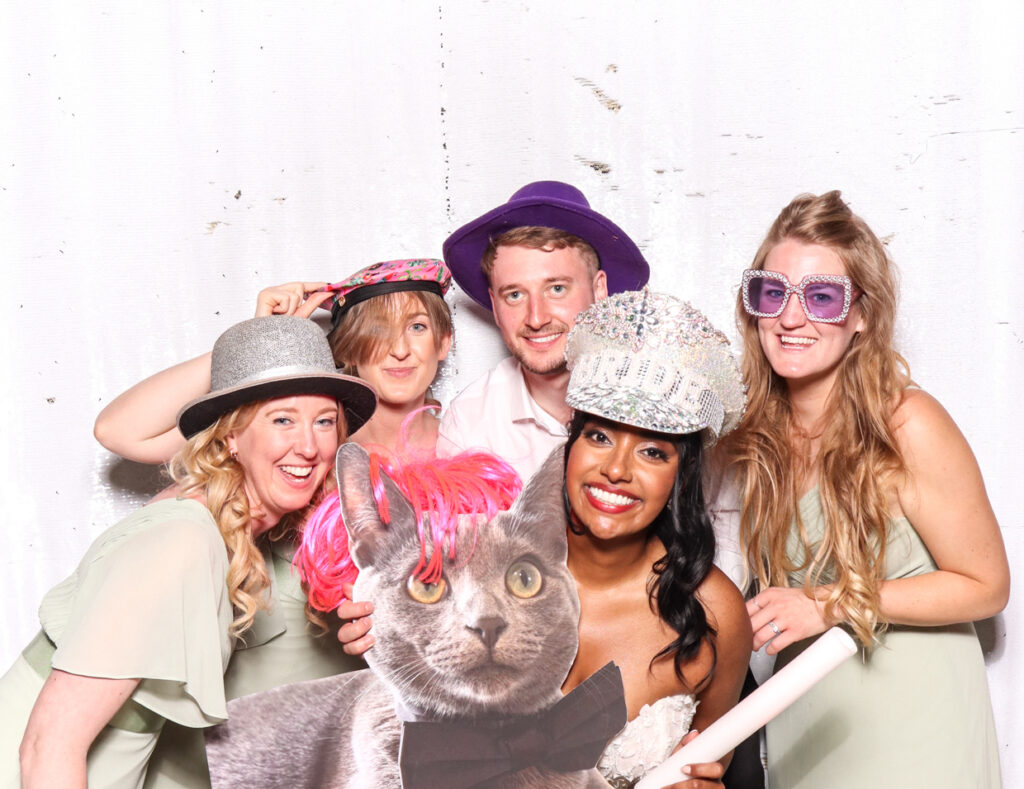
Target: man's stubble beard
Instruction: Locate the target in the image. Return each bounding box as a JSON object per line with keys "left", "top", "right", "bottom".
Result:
{"left": 514, "top": 352, "right": 568, "bottom": 377}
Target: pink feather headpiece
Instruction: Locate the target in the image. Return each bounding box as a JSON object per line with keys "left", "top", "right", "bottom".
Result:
{"left": 296, "top": 451, "right": 522, "bottom": 613}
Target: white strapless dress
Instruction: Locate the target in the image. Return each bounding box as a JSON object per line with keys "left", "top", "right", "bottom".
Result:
{"left": 597, "top": 694, "right": 698, "bottom": 788}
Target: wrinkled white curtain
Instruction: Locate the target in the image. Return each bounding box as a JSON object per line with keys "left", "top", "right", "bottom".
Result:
{"left": 3, "top": 0, "right": 1022, "bottom": 781}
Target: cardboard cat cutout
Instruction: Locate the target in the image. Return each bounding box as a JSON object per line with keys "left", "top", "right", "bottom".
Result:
{"left": 206, "top": 444, "right": 624, "bottom": 789}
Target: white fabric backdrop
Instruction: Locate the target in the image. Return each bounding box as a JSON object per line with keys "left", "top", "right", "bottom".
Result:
{"left": 3, "top": 0, "right": 1021, "bottom": 781}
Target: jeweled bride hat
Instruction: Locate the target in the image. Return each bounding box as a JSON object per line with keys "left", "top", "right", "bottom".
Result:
{"left": 565, "top": 288, "right": 746, "bottom": 444}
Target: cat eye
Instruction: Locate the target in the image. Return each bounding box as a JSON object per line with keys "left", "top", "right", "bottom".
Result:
{"left": 406, "top": 575, "right": 447, "bottom": 604}
{"left": 505, "top": 560, "right": 543, "bottom": 599}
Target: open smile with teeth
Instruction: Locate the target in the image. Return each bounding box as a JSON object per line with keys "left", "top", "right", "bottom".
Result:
{"left": 522, "top": 333, "right": 562, "bottom": 346}
{"left": 585, "top": 485, "right": 639, "bottom": 507}
{"left": 280, "top": 465, "right": 313, "bottom": 479}
{"left": 779, "top": 336, "right": 816, "bottom": 347}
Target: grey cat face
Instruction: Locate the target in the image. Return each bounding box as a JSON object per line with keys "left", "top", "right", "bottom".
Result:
{"left": 336, "top": 444, "right": 579, "bottom": 720}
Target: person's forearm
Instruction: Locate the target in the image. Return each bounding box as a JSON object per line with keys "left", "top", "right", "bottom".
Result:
{"left": 21, "top": 670, "right": 141, "bottom": 788}
{"left": 94, "top": 352, "right": 211, "bottom": 463}
{"left": 20, "top": 735, "right": 87, "bottom": 789}
{"left": 877, "top": 567, "right": 1010, "bottom": 627}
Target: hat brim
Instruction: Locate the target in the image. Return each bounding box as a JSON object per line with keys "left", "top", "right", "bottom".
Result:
{"left": 177, "top": 373, "right": 378, "bottom": 439}
{"left": 566, "top": 385, "right": 722, "bottom": 447}
{"left": 443, "top": 197, "right": 650, "bottom": 310}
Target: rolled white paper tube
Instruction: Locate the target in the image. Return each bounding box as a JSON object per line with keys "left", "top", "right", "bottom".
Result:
{"left": 635, "top": 626, "right": 857, "bottom": 789}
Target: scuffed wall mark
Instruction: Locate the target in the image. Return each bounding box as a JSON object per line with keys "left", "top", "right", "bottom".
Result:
{"left": 685, "top": 192, "right": 705, "bottom": 198}
{"left": 930, "top": 94, "right": 961, "bottom": 105}
{"left": 46, "top": 397, "right": 55, "bottom": 404}
{"left": 929, "top": 126, "right": 1023, "bottom": 139}
{"left": 574, "top": 155, "right": 611, "bottom": 174}
{"left": 909, "top": 126, "right": 1023, "bottom": 164}
{"left": 606, "top": 64, "right": 618, "bottom": 73}
{"left": 206, "top": 221, "right": 230, "bottom": 233}
{"left": 439, "top": 5, "right": 452, "bottom": 222}
{"left": 574, "top": 77, "right": 621, "bottom": 113}
{"left": 234, "top": 190, "right": 241, "bottom": 200}
{"left": 995, "top": 321, "right": 1023, "bottom": 345}
{"left": 879, "top": 233, "right": 895, "bottom": 246}
{"left": 273, "top": 197, "right": 287, "bottom": 203}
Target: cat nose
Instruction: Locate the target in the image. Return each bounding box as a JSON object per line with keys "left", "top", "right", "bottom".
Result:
{"left": 468, "top": 616, "right": 507, "bottom": 650}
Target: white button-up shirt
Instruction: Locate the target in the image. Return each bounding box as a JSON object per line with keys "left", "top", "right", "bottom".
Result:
{"left": 437, "top": 356, "right": 567, "bottom": 484}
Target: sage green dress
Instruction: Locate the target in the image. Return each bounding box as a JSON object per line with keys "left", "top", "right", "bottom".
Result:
{"left": 766, "top": 488, "right": 1001, "bottom": 788}
{"left": 0, "top": 498, "right": 362, "bottom": 789}
{"left": 143, "top": 532, "right": 363, "bottom": 789}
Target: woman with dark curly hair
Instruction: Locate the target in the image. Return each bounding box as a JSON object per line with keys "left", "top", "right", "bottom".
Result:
{"left": 559, "top": 288, "right": 751, "bottom": 787}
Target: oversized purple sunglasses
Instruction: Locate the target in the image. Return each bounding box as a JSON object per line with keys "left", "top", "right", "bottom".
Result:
{"left": 741, "top": 269, "right": 858, "bottom": 324}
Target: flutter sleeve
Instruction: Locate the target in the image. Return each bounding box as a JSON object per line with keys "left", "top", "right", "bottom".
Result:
{"left": 39, "top": 498, "right": 235, "bottom": 728}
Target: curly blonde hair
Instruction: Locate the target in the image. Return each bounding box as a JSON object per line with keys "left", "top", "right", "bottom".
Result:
{"left": 724, "top": 191, "right": 910, "bottom": 646}
{"left": 168, "top": 401, "right": 342, "bottom": 637}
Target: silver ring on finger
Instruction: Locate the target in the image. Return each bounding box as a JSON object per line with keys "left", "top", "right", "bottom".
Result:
{"left": 768, "top": 620, "right": 781, "bottom": 635}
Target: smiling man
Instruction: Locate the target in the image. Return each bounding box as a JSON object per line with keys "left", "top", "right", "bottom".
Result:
{"left": 437, "top": 181, "right": 649, "bottom": 481}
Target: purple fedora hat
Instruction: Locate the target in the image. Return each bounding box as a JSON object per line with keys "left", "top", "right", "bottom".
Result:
{"left": 442, "top": 180, "right": 650, "bottom": 310}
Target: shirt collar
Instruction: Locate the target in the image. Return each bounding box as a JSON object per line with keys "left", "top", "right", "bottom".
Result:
{"left": 507, "top": 360, "right": 568, "bottom": 438}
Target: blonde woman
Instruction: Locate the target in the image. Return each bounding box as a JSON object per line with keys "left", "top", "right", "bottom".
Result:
{"left": 85, "top": 262, "right": 452, "bottom": 784}
{"left": 726, "top": 191, "right": 1008, "bottom": 787}
{"left": 0, "top": 316, "right": 375, "bottom": 788}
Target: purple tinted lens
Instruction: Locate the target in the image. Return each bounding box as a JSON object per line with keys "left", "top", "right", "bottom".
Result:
{"left": 803, "top": 281, "right": 847, "bottom": 319}
{"left": 747, "top": 275, "right": 787, "bottom": 314}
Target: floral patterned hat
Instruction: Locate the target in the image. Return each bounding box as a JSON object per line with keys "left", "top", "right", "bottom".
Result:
{"left": 322, "top": 258, "right": 452, "bottom": 328}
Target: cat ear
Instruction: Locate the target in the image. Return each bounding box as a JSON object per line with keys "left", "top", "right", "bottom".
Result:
{"left": 334, "top": 443, "right": 415, "bottom": 570}
{"left": 508, "top": 446, "right": 569, "bottom": 564}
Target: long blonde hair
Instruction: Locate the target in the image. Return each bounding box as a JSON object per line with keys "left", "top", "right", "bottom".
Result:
{"left": 168, "top": 402, "right": 341, "bottom": 637}
{"left": 725, "top": 191, "right": 910, "bottom": 645}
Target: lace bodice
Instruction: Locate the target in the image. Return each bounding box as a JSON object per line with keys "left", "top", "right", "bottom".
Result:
{"left": 597, "top": 693, "right": 698, "bottom": 788}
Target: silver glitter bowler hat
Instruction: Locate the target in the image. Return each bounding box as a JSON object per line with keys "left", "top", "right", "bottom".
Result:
{"left": 565, "top": 289, "right": 746, "bottom": 444}
{"left": 177, "top": 316, "right": 378, "bottom": 438}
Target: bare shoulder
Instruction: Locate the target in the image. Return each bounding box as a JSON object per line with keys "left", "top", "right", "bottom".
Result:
{"left": 891, "top": 387, "right": 979, "bottom": 477}
{"left": 698, "top": 567, "right": 752, "bottom": 651}
{"left": 891, "top": 388, "right": 961, "bottom": 448}
{"left": 691, "top": 567, "right": 752, "bottom": 723}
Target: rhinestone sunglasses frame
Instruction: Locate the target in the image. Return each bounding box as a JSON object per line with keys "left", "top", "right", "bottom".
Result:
{"left": 741, "top": 269, "right": 857, "bottom": 324}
